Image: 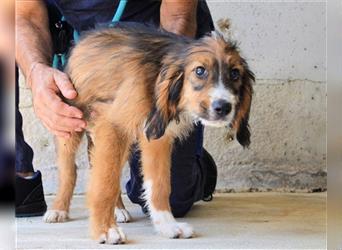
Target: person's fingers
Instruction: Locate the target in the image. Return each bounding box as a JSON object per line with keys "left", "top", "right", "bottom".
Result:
{"left": 33, "top": 72, "right": 84, "bottom": 119}
{"left": 52, "top": 129, "right": 71, "bottom": 139}
{"left": 38, "top": 102, "right": 86, "bottom": 132}
{"left": 53, "top": 70, "right": 78, "bottom": 99}
{"left": 41, "top": 120, "right": 71, "bottom": 139}
{"left": 30, "top": 65, "right": 86, "bottom": 134}
{"left": 42, "top": 88, "right": 84, "bottom": 120}
{"left": 50, "top": 116, "right": 86, "bottom": 132}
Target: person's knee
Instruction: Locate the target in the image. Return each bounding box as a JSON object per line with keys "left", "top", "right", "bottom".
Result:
{"left": 170, "top": 201, "right": 194, "bottom": 218}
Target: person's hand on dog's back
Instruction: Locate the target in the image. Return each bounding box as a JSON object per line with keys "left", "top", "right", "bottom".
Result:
{"left": 28, "top": 63, "right": 86, "bottom": 138}
{"left": 16, "top": 1, "right": 86, "bottom": 138}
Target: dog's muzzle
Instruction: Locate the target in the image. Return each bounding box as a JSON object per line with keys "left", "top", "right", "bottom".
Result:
{"left": 212, "top": 99, "right": 232, "bottom": 118}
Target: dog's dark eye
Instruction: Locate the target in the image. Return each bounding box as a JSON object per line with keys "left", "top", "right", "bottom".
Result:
{"left": 230, "top": 68, "right": 240, "bottom": 81}
{"left": 195, "top": 66, "right": 207, "bottom": 78}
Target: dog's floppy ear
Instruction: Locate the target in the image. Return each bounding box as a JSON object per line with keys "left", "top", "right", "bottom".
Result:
{"left": 145, "top": 62, "right": 184, "bottom": 141}
{"left": 232, "top": 62, "right": 254, "bottom": 148}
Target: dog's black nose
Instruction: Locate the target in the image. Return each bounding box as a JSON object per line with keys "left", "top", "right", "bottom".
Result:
{"left": 212, "top": 100, "right": 232, "bottom": 117}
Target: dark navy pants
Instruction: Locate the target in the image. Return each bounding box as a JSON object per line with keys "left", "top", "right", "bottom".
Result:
{"left": 16, "top": 67, "right": 34, "bottom": 173}
{"left": 126, "top": 126, "right": 206, "bottom": 217}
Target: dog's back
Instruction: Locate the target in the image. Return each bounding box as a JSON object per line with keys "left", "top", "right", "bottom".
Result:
{"left": 65, "top": 25, "right": 190, "bottom": 122}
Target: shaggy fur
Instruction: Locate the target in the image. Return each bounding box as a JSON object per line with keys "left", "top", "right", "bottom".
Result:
{"left": 44, "top": 24, "right": 254, "bottom": 244}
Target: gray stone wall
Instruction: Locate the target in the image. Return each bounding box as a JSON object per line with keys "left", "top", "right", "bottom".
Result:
{"left": 19, "top": 1, "right": 326, "bottom": 194}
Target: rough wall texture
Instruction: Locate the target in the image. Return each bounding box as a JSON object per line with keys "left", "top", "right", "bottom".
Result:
{"left": 19, "top": 1, "right": 326, "bottom": 194}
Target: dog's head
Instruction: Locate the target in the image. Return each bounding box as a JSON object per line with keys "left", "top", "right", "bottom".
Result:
{"left": 145, "top": 32, "right": 254, "bottom": 147}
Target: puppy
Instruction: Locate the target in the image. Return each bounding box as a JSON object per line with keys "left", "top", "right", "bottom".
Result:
{"left": 43, "top": 24, "right": 254, "bottom": 244}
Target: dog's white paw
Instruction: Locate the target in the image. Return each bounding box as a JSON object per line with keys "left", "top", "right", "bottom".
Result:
{"left": 98, "top": 227, "right": 126, "bottom": 244}
{"left": 155, "top": 222, "right": 194, "bottom": 239}
{"left": 43, "top": 210, "right": 68, "bottom": 223}
{"left": 115, "top": 207, "right": 132, "bottom": 223}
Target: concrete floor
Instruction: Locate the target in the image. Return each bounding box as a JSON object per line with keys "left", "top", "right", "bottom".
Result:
{"left": 16, "top": 193, "right": 326, "bottom": 249}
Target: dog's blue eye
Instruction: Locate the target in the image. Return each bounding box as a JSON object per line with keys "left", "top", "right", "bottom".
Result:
{"left": 195, "top": 66, "right": 207, "bottom": 77}
{"left": 230, "top": 68, "right": 240, "bottom": 80}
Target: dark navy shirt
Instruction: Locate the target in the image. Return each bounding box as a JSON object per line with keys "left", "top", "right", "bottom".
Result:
{"left": 48, "top": 0, "right": 160, "bottom": 31}
{"left": 46, "top": 0, "right": 214, "bottom": 37}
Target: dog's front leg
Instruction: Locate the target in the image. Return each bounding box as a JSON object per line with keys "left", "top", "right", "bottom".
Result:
{"left": 140, "top": 135, "right": 194, "bottom": 239}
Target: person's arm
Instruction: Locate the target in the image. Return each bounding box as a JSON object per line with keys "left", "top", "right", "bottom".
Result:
{"left": 160, "top": 0, "right": 198, "bottom": 38}
{"left": 16, "top": 1, "right": 86, "bottom": 138}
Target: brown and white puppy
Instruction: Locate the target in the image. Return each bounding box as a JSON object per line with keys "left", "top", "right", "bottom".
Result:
{"left": 43, "top": 24, "right": 254, "bottom": 244}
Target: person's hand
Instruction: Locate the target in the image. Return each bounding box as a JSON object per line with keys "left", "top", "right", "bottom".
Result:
{"left": 28, "top": 63, "right": 86, "bottom": 138}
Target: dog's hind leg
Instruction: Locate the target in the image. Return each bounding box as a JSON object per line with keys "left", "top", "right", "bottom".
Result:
{"left": 115, "top": 191, "right": 132, "bottom": 223}
{"left": 87, "top": 120, "right": 129, "bottom": 244}
{"left": 44, "top": 132, "right": 83, "bottom": 223}
{"left": 140, "top": 135, "right": 194, "bottom": 239}
{"left": 87, "top": 129, "right": 131, "bottom": 223}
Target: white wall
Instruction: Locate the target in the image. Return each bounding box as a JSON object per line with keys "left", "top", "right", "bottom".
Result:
{"left": 19, "top": 1, "right": 327, "bottom": 194}
{"left": 209, "top": 1, "right": 326, "bottom": 81}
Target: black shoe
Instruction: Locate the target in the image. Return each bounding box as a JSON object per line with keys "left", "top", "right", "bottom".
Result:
{"left": 15, "top": 170, "right": 47, "bottom": 217}
{"left": 201, "top": 148, "right": 217, "bottom": 202}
